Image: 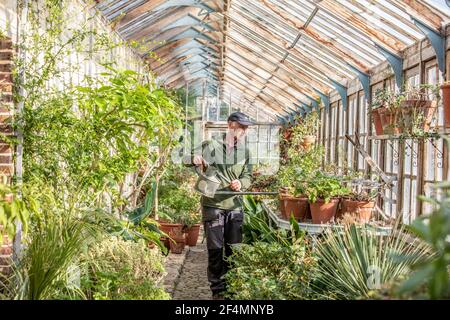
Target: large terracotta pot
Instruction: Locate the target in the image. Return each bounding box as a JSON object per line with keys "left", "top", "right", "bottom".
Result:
{"left": 279, "top": 194, "right": 309, "bottom": 221}
{"left": 185, "top": 224, "right": 201, "bottom": 246}
{"left": 380, "top": 108, "right": 401, "bottom": 134}
{"left": 309, "top": 198, "right": 340, "bottom": 224}
{"left": 441, "top": 83, "right": 450, "bottom": 127}
{"left": 339, "top": 198, "right": 375, "bottom": 223}
{"left": 169, "top": 233, "right": 186, "bottom": 254}
{"left": 400, "top": 99, "right": 435, "bottom": 132}
{"left": 371, "top": 108, "right": 384, "bottom": 136}
{"left": 157, "top": 220, "right": 183, "bottom": 251}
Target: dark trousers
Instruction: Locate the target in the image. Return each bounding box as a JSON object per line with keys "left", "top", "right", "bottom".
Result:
{"left": 202, "top": 206, "right": 243, "bottom": 295}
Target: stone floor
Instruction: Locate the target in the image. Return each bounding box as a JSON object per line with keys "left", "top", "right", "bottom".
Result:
{"left": 162, "top": 227, "right": 211, "bottom": 300}
{"left": 172, "top": 243, "right": 211, "bottom": 300}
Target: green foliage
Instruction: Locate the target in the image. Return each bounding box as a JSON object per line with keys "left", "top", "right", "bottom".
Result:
{"left": 1, "top": 207, "right": 104, "bottom": 300}
{"left": 21, "top": 67, "right": 182, "bottom": 209}
{"left": 224, "top": 241, "right": 316, "bottom": 300}
{"left": 242, "top": 195, "right": 304, "bottom": 246}
{"left": 278, "top": 145, "right": 325, "bottom": 195}
{"left": 158, "top": 165, "right": 200, "bottom": 226}
{"left": 291, "top": 111, "right": 320, "bottom": 140}
{"left": 79, "top": 236, "right": 169, "bottom": 300}
{"left": 395, "top": 180, "right": 450, "bottom": 299}
{"left": 0, "top": 182, "right": 38, "bottom": 244}
{"left": 313, "top": 224, "right": 431, "bottom": 300}
{"left": 302, "top": 171, "right": 349, "bottom": 203}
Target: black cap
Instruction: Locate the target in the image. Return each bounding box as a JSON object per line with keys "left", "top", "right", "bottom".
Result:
{"left": 227, "top": 111, "right": 254, "bottom": 126}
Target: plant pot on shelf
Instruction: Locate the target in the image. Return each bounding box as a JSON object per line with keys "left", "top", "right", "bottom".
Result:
{"left": 184, "top": 224, "right": 201, "bottom": 246}
{"left": 441, "top": 83, "right": 450, "bottom": 127}
{"left": 279, "top": 194, "right": 309, "bottom": 221}
{"left": 309, "top": 198, "right": 340, "bottom": 224}
{"left": 371, "top": 108, "right": 384, "bottom": 136}
{"left": 400, "top": 99, "right": 436, "bottom": 132}
{"left": 339, "top": 198, "right": 375, "bottom": 223}
{"left": 168, "top": 229, "right": 186, "bottom": 254}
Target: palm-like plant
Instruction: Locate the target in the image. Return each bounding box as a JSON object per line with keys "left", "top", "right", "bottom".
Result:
{"left": 313, "top": 224, "right": 431, "bottom": 299}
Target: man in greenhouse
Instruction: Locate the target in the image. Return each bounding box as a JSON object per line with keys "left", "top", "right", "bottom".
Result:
{"left": 183, "top": 111, "right": 254, "bottom": 300}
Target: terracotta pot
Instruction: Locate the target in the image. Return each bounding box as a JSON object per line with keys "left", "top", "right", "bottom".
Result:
{"left": 300, "top": 135, "right": 316, "bottom": 149}
{"left": 371, "top": 108, "right": 384, "bottom": 136}
{"left": 379, "top": 108, "right": 401, "bottom": 135}
{"left": 279, "top": 194, "right": 309, "bottom": 221}
{"left": 185, "top": 224, "right": 201, "bottom": 246}
{"left": 441, "top": 83, "right": 450, "bottom": 127}
{"left": 400, "top": 99, "right": 435, "bottom": 132}
{"left": 157, "top": 220, "right": 183, "bottom": 251}
{"left": 168, "top": 228, "right": 186, "bottom": 254}
{"left": 309, "top": 198, "right": 339, "bottom": 224}
{"left": 339, "top": 198, "right": 375, "bottom": 223}
{"left": 169, "top": 236, "right": 186, "bottom": 254}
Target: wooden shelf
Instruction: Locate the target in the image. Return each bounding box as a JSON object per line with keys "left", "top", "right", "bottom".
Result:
{"left": 368, "top": 129, "right": 449, "bottom": 140}
{"left": 261, "top": 199, "right": 393, "bottom": 236}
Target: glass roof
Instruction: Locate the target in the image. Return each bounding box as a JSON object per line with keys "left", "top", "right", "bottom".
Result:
{"left": 95, "top": 0, "right": 450, "bottom": 121}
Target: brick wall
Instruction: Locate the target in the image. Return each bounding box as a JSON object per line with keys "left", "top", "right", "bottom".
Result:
{"left": 0, "top": 37, "right": 14, "bottom": 275}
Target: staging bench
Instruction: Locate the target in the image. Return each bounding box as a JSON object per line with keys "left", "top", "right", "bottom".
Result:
{"left": 261, "top": 199, "right": 393, "bottom": 237}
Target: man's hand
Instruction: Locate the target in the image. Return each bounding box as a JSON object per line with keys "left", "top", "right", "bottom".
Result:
{"left": 193, "top": 155, "right": 205, "bottom": 166}
{"left": 230, "top": 180, "right": 242, "bottom": 191}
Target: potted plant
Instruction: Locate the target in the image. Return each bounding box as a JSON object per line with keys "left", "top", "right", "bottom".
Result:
{"left": 296, "top": 111, "right": 319, "bottom": 150}
{"left": 338, "top": 189, "right": 378, "bottom": 223}
{"left": 441, "top": 80, "right": 450, "bottom": 127}
{"left": 370, "top": 89, "right": 387, "bottom": 136}
{"left": 181, "top": 210, "right": 202, "bottom": 246}
{"left": 378, "top": 90, "right": 405, "bottom": 135}
{"left": 400, "top": 84, "right": 439, "bottom": 135}
{"left": 277, "top": 147, "right": 324, "bottom": 221}
{"left": 304, "top": 172, "right": 349, "bottom": 224}
{"left": 168, "top": 227, "right": 186, "bottom": 254}
{"left": 157, "top": 207, "right": 183, "bottom": 251}
{"left": 277, "top": 165, "right": 309, "bottom": 221}
{"left": 159, "top": 186, "right": 200, "bottom": 250}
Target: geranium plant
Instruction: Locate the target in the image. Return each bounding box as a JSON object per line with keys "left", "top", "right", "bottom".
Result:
{"left": 303, "top": 172, "right": 349, "bottom": 203}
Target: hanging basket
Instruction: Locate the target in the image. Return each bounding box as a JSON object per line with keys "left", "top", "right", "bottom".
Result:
{"left": 400, "top": 99, "right": 436, "bottom": 133}
{"left": 371, "top": 108, "right": 384, "bottom": 136}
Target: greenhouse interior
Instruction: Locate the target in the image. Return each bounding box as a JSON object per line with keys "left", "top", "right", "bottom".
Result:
{"left": 0, "top": 0, "right": 450, "bottom": 302}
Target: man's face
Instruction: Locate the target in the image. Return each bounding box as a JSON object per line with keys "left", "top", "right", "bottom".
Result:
{"left": 227, "top": 121, "right": 248, "bottom": 141}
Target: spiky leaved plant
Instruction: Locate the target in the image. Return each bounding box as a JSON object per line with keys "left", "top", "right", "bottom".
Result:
{"left": 313, "top": 223, "right": 431, "bottom": 299}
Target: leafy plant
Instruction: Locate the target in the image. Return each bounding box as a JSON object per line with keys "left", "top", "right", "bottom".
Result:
{"left": 242, "top": 195, "right": 305, "bottom": 246}
{"left": 313, "top": 224, "right": 431, "bottom": 300}
{"left": 158, "top": 165, "right": 200, "bottom": 226}
{"left": 303, "top": 171, "right": 349, "bottom": 203}
{"left": 394, "top": 180, "right": 450, "bottom": 299}
{"left": 1, "top": 208, "right": 103, "bottom": 300}
{"left": 79, "top": 236, "right": 169, "bottom": 300}
{"left": 0, "top": 182, "right": 38, "bottom": 244}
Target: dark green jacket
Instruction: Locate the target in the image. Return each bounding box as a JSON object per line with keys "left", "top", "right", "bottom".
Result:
{"left": 185, "top": 133, "right": 253, "bottom": 210}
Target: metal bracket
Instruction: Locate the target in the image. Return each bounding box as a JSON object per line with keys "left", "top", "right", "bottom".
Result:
{"left": 298, "top": 100, "right": 312, "bottom": 112}
{"left": 304, "top": 94, "right": 319, "bottom": 110}
{"left": 411, "top": 17, "right": 446, "bottom": 76}
{"left": 374, "top": 44, "right": 403, "bottom": 89}
{"left": 294, "top": 103, "right": 306, "bottom": 116}
{"left": 327, "top": 77, "right": 348, "bottom": 110}
{"left": 313, "top": 89, "right": 330, "bottom": 111}
{"left": 346, "top": 63, "right": 370, "bottom": 100}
